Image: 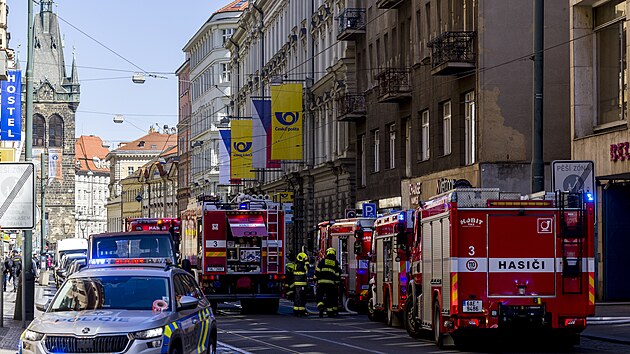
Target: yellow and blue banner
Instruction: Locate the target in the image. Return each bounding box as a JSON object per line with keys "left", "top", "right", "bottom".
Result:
{"left": 230, "top": 119, "right": 255, "bottom": 180}
{"left": 271, "top": 83, "right": 303, "bottom": 160}
{"left": 219, "top": 129, "right": 231, "bottom": 185}
{"left": 0, "top": 70, "right": 22, "bottom": 141}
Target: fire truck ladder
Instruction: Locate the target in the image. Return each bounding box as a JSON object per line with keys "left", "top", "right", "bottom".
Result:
{"left": 557, "top": 191, "right": 585, "bottom": 294}
{"left": 266, "top": 208, "right": 281, "bottom": 273}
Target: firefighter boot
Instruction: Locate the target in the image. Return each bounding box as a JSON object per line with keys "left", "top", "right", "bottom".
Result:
{"left": 317, "top": 302, "right": 324, "bottom": 318}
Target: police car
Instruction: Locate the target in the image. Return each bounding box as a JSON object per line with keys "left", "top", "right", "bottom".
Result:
{"left": 20, "top": 259, "right": 217, "bottom": 354}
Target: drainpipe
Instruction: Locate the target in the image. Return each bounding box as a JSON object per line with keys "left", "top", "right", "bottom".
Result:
{"left": 252, "top": 3, "right": 264, "bottom": 99}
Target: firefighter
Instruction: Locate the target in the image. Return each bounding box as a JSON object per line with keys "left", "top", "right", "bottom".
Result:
{"left": 292, "top": 252, "right": 309, "bottom": 316}
{"left": 284, "top": 252, "right": 296, "bottom": 301}
{"left": 315, "top": 247, "right": 341, "bottom": 318}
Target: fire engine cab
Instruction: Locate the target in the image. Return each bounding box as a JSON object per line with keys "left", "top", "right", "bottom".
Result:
{"left": 368, "top": 210, "right": 414, "bottom": 325}
{"left": 402, "top": 188, "right": 595, "bottom": 347}
{"left": 188, "top": 196, "right": 286, "bottom": 314}
{"left": 316, "top": 217, "right": 375, "bottom": 312}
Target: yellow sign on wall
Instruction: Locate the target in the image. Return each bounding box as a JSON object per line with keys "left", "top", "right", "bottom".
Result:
{"left": 0, "top": 148, "right": 15, "bottom": 162}
{"left": 271, "top": 83, "right": 303, "bottom": 160}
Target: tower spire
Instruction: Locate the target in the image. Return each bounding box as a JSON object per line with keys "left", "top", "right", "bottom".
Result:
{"left": 41, "top": 0, "right": 53, "bottom": 13}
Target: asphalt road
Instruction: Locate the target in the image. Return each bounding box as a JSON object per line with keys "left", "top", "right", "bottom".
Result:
{"left": 215, "top": 300, "right": 630, "bottom": 354}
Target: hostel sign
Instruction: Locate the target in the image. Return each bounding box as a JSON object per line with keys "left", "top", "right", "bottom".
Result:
{"left": 0, "top": 70, "right": 22, "bottom": 141}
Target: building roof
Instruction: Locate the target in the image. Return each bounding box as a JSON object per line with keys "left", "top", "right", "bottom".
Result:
{"left": 75, "top": 135, "right": 110, "bottom": 173}
{"left": 113, "top": 132, "right": 177, "bottom": 153}
{"left": 216, "top": 0, "right": 248, "bottom": 14}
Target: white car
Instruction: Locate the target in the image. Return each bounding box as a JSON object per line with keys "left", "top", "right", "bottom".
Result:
{"left": 21, "top": 262, "right": 217, "bottom": 354}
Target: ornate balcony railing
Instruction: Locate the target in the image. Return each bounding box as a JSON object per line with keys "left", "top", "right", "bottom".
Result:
{"left": 428, "top": 31, "right": 476, "bottom": 76}
{"left": 375, "top": 68, "right": 411, "bottom": 103}
{"left": 336, "top": 93, "right": 366, "bottom": 121}
{"left": 337, "top": 8, "right": 366, "bottom": 41}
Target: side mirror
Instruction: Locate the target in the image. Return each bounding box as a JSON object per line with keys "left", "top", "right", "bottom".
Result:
{"left": 36, "top": 299, "right": 52, "bottom": 312}
{"left": 178, "top": 295, "right": 199, "bottom": 311}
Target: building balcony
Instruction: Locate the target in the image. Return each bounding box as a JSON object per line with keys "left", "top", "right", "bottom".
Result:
{"left": 376, "top": 0, "right": 407, "bottom": 9}
{"left": 337, "top": 8, "right": 366, "bottom": 41}
{"left": 336, "top": 93, "right": 366, "bottom": 121}
{"left": 428, "top": 31, "right": 476, "bottom": 76}
{"left": 375, "top": 68, "right": 412, "bottom": 103}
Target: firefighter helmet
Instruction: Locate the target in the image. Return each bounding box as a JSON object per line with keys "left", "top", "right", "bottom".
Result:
{"left": 296, "top": 252, "right": 308, "bottom": 262}
{"left": 326, "top": 247, "right": 336, "bottom": 256}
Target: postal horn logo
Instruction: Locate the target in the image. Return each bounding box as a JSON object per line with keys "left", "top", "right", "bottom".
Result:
{"left": 233, "top": 142, "right": 252, "bottom": 153}
{"left": 275, "top": 112, "right": 300, "bottom": 126}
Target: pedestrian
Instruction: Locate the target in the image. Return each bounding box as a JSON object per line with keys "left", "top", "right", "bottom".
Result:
{"left": 292, "top": 252, "right": 309, "bottom": 316}
{"left": 12, "top": 251, "right": 22, "bottom": 292}
{"left": 5, "top": 255, "right": 13, "bottom": 290}
{"left": 2, "top": 256, "right": 10, "bottom": 291}
{"left": 315, "top": 247, "right": 341, "bottom": 318}
{"left": 284, "top": 252, "right": 296, "bottom": 301}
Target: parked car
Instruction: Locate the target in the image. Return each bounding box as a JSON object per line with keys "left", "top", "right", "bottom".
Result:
{"left": 54, "top": 253, "right": 87, "bottom": 287}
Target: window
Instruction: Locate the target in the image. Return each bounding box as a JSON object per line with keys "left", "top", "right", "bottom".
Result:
{"left": 595, "top": 1, "right": 627, "bottom": 124}
{"left": 128, "top": 166, "right": 134, "bottom": 175}
{"left": 405, "top": 119, "right": 412, "bottom": 177}
{"left": 388, "top": 124, "right": 396, "bottom": 169}
{"left": 220, "top": 63, "right": 231, "bottom": 83}
{"left": 373, "top": 129, "right": 380, "bottom": 172}
{"left": 34, "top": 115, "right": 45, "bottom": 147}
{"left": 222, "top": 28, "right": 234, "bottom": 45}
{"left": 420, "top": 110, "right": 430, "bottom": 161}
{"left": 49, "top": 115, "right": 64, "bottom": 147}
{"left": 360, "top": 134, "right": 366, "bottom": 186}
{"left": 464, "top": 91, "right": 476, "bottom": 165}
{"left": 442, "top": 101, "right": 451, "bottom": 155}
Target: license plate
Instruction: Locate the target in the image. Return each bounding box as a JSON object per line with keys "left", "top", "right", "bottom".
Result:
{"left": 462, "top": 300, "right": 483, "bottom": 313}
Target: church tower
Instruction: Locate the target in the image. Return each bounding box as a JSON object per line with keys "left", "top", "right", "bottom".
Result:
{"left": 31, "top": 0, "right": 80, "bottom": 242}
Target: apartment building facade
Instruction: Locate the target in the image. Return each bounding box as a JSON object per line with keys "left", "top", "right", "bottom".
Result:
{"left": 570, "top": 0, "right": 630, "bottom": 300}
{"left": 182, "top": 0, "right": 247, "bottom": 203}
{"left": 230, "top": 0, "right": 357, "bottom": 253}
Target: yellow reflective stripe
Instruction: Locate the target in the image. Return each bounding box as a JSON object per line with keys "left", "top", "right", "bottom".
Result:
{"left": 205, "top": 251, "right": 226, "bottom": 257}
{"left": 164, "top": 325, "right": 173, "bottom": 338}
{"left": 294, "top": 282, "right": 307, "bottom": 286}
{"left": 317, "top": 279, "right": 335, "bottom": 284}
{"left": 172, "top": 322, "right": 179, "bottom": 330}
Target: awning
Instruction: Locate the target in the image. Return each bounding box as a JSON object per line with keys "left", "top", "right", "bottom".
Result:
{"left": 227, "top": 213, "right": 268, "bottom": 237}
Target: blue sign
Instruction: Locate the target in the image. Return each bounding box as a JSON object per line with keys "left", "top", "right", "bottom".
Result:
{"left": 0, "top": 70, "right": 22, "bottom": 141}
{"left": 362, "top": 203, "right": 377, "bottom": 218}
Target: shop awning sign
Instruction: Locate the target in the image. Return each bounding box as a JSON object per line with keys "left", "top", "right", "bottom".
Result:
{"left": 0, "top": 163, "right": 35, "bottom": 229}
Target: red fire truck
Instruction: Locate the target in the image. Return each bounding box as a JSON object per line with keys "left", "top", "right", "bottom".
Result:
{"left": 192, "top": 200, "right": 286, "bottom": 314}
{"left": 125, "top": 217, "right": 181, "bottom": 238}
{"left": 400, "top": 188, "right": 595, "bottom": 347}
{"left": 367, "top": 210, "right": 414, "bottom": 325}
{"left": 316, "top": 217, "right": 375, "bottom": 312}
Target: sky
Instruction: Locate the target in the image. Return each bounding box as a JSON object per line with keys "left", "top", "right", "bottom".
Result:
{"left": 8, "top": 0, "right": 228, "bottom": 147}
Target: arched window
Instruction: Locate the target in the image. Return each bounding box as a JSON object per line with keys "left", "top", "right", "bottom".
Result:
{"left": 34, "top": 115, "right": 45, "bottom": 147}
{"left": 49, "top": 115, "right": 64, "bottom": 147}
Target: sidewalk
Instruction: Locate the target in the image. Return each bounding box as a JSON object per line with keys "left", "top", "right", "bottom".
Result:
{"left": 0, "top": 272, "right": 56, "bottom": 354}
{"left": 582, "top": 302, "right": 630, "bottom": 345}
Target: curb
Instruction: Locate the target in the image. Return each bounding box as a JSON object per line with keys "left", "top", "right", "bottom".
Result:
{"left": 582, "top": 334, "right": 630, "bottom": 346}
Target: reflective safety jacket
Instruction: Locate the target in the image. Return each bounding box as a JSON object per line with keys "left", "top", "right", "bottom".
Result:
{"left": 285, "top": 262, "right": 296, "bottom": 294}
{"left": 293, "top": 260, "right": 309, "bottom": 287}
{"left": 314, "top": 255, "right": 341, "bottom": 285}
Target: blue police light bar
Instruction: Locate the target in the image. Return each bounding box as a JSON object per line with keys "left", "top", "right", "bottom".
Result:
{"left": 398, "top": 212, "right": 406, "bottom": 222}
{"left": 586, "top": 193, "right": 594, "bottom": 202}
{"left": 239, "top": 202, "right": 248, "bottom": 210}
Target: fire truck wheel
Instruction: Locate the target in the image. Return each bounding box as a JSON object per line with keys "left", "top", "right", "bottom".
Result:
{"left": 434, "top": 303, "right": 444, "bottom": 349}
{"left": 404, "top": 296, "right": 420, "bottom": 338}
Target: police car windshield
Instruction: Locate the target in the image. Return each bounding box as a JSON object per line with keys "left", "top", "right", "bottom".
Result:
{"left": 49, "top": 276, "right": 170, "bottom": 312}
{"left": 91, "top": 234, "right": 173, "bottom": 260}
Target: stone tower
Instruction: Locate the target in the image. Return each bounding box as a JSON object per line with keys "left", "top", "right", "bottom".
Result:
{"left": 31, "top": 0, "right": 80, "bottom": 243}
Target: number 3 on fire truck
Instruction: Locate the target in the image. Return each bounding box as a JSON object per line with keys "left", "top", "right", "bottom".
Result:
{"left": 468, "top": 246, "right": 475, "bottom": 256}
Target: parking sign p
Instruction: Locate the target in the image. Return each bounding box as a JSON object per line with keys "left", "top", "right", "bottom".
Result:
{"left": 363, "top": 203, "right": 377, "bottom": 218}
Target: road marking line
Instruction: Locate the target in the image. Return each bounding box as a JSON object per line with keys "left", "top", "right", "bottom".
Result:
{"left": 217, "top": 341, "right": 253, "bottom": 354}
{"left": 293, "top": 332, "right": 388, "bottom": 354}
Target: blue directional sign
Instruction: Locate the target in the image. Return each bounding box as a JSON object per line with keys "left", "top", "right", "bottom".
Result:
{"left": 362, "top": 203, "right": 377, "bottom": 218}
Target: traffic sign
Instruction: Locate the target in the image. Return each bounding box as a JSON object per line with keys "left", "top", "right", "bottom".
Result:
{"left": 0, "top": 162, "right": 35, "bottom": 229}
{"left": 362, "top": 203, "right": 377, "bottom": 218}
{"left": 552, "top": 160, "right": 595, "bottom": 193}
{"left": 345, "top": 208, "right": 356, "bottom": 218}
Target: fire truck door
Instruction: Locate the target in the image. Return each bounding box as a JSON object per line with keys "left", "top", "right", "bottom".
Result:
{"left": 487, "top": 214, "right": 556, "bottom": 297}
{"left": 375, "top": 237, "right": 385, "bottom": 304}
